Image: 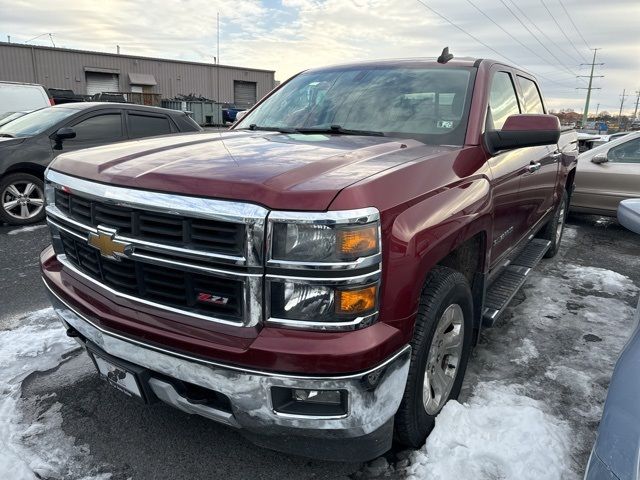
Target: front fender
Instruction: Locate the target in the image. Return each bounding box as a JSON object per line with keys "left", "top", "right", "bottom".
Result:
{"left": 380, "top": 177, "right": 492, "bottom": 339}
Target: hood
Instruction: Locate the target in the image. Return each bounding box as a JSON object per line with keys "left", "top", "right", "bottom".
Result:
{"left": 50, "top": 131, "right": 455, "bottom": 210}
{"left": 0, "top": 137, "right": 26, "bottom": 146}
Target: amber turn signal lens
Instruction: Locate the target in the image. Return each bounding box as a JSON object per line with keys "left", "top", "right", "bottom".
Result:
{"left": 336, "top": 286, "right": 377, "bottom": 314}
{"left": 337, "top": 225, "right": 378, "bottom": 258}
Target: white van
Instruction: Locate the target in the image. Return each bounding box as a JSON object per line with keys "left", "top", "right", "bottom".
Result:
{"left": 0, "top": 81, "right": 51, "bottom": 118}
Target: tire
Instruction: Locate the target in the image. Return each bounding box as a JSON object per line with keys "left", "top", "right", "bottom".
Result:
{"left": 394, "top": 265, "right": 474, "bottom": 448}
{"left": 0, "top": 173, "right": 46, "bottom": 226}
{"left": 538, "top": 190, "right": 568, "bottom": 259}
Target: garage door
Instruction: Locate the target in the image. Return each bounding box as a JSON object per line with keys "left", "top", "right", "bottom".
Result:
{"left": 234, "top": 81, "right": 257, "bottom": 108}
{"left": 86, "top": 72, "right": 120, "bottom": 96}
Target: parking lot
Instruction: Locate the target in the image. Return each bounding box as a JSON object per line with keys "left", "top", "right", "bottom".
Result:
{"left": 1, "top": 214, "right": 638, "bottom": 480}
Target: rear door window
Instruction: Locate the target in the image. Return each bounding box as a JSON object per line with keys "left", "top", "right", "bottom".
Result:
{"left": 487, "top": 72, "right": 520, "bottom": 130}
{"left": 128, "top": 113, "right": 172, "bottom": 139}
{"left": 70, "top": 113, "right": 124, "bottom": 143}
{"left": 517, "top": 76, "right": 545, "bottom": 114}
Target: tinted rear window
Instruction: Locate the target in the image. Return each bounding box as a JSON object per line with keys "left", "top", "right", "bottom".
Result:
{"left": 129, "top": 114, "right": 172, "bottom": 138}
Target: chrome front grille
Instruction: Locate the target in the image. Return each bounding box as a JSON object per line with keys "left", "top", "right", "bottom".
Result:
{"left": 54, "top": 189, "right": 246, "bottom": 256}
{"left": 59, "top": 231, "right": 244, "bottom": 320}
{"left": 45, "top": 170, "right": 267, "bottom": 327}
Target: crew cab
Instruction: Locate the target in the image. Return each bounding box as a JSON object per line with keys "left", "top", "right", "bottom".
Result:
{"left": 40, "top": 52, "right": 577, "bottom": 461}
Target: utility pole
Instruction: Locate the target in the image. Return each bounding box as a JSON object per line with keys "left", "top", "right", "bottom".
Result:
{"left": 633, "top": 90, "right": 640, "bottom": 121}
{"left": 577, "top": 48, "right": 604, "bottom": 127}
{"left": 595, "top": 103, "right": 600, "bottom": 118}
{"left": 618, "top": 89, "right": 629, "bottom": 129}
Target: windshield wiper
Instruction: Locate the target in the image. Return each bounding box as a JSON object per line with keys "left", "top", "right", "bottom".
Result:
{"left": 240, "top": 124, "right": 298, "bottom": 134}
{"left": 0, "top": 133, "right": 15, "bottom": 138}
{"left": 296, "top": 125, "right": 385, "bottom": 137}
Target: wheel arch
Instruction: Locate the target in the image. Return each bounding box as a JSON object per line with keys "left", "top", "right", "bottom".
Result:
{"left": 1, "top": 162, "right": 47, "bottom": 180}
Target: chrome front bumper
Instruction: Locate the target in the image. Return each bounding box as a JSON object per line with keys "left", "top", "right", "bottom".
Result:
{"left": 46, "top": 282, "right": 411, "bottom": 446}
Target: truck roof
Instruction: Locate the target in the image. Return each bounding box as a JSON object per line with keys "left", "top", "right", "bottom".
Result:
{"left": 306, "top": 57, "right": 537, "bottom": 79}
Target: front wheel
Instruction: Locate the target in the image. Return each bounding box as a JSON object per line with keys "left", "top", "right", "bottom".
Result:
{"left": 0, "top": 173, "right": 46, "bottom": 226}
{"left": 394, "top": 266, "right": 474, "bottom": 448}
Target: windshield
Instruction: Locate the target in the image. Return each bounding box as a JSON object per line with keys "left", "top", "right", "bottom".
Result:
{"left": 235, "top": 66, "right": 474, "bottom": 144}
{"left": 0, "top": 107, "right": 77, "bottom": 137}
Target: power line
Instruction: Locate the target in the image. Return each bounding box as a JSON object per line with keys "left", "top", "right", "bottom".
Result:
{"left": 508, "top": 0, "right": 582, "bottom": 67}
{"left": 465, "top": 0, "right": 581, "bottom": 82}
{"left": 539, "top": 0, "right": 587, "bottom": 63}
{"left": 414, "top": 0, "right": 521, "bottom": 66}
{"left": 557, "top": 0, "right": 591, "bottom": 51}
{"left": 498, "top": 0, "right": 581, "bottom": 79}
{"left": 414, "top": 0, "right": 580, "bottom": 91}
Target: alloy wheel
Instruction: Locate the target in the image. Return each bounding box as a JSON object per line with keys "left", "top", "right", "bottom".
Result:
{"left": 1, "top": 181, "right": 45, "bottom": 220}
{"left": 423, "top": 303, "right": 465, "bottom": 415}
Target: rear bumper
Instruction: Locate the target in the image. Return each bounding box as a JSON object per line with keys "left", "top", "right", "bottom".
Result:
{"left": 44, "top": 280, "right": 411, "bottom": 461}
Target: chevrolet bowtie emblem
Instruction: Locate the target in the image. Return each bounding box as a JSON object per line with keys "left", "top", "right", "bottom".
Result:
{"left": 87, "top": 226, "right": 132, "bottom": 261}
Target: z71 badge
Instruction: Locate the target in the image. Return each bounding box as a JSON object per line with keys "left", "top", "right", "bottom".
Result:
{"left": 197, "top": 292, "right": 229, "bottom": 305}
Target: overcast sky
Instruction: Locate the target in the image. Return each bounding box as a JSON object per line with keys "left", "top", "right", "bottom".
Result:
{"left": 1, "top": 0, "right": 638, "bottom": 115}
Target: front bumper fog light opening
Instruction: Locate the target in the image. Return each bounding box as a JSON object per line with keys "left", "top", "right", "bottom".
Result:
{"left": 271, "top": 387, "right": 348, "bottom": 417}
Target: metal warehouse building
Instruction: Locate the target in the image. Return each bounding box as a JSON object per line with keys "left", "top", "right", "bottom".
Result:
{"left": 0, "top": 42, "right": 276, "bottom": 108}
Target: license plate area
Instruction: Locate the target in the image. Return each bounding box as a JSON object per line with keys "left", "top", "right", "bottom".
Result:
{"left": 86, "top": 342, "right": 150, "bottom": 403}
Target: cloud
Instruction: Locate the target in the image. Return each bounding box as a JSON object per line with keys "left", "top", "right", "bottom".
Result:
{"left": 1, "top": 0, "right": 638, "bottom": 113}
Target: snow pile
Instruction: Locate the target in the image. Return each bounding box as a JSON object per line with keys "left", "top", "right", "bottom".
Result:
{"left": 7, "top": 224, "right": 48, "bottom": 235}
{"left": 0, "top": 308, "right": 99, "bottom": 480}
{"left": 406, "top": 382, "right": 574, "bottom": 480}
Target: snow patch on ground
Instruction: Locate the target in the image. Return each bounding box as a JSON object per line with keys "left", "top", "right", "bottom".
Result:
{"left": 563, "top": 264, "right": 639, "bottom": 295}
{"left": 7, "top": 224, "right": 48, "bottom": 235}
{"left": 511, "top": 338, "right": 539, "bottom": 365}
{"left": 406, "top": 383, "right": 575, "bottom": 480}
{"left": 0, "top": 308, "right": 109, "bottom": 480}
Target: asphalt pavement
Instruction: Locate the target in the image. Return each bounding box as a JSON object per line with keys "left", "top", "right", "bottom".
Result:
{"left": 2, "top": 214, "right": 639, "bottom": 479}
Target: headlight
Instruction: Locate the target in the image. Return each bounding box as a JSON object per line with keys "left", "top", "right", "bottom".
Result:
{"left": 44, "top": 181, "right": 55, "bottom": 206}
{"left": 268, "top": 208, "right": 381, "bottom": 265}
{"left": 269, "top": 280, "right": 379, "bottom": 327}
{"left": 266, "top": 208, "right": 382, "bottom": 330}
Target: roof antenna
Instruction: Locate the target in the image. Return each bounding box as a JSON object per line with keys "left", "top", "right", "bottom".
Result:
{"left": 437, "top": 47, "right": 454, "bottom": 64}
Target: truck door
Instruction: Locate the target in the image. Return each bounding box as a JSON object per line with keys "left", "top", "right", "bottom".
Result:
{"left": 514, "top": 75, "right": 561, "bottom": 231}
{"left": 485, "top": 70, "right": 533, "bottom": 266}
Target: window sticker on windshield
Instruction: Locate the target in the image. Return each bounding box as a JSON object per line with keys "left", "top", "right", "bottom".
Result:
{"left": 437, "top": 120, "right": 454, "bottom": 129}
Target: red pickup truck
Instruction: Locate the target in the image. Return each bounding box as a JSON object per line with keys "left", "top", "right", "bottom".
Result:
{"left": 41, "top": 53, "right": 577, "bottom": 461}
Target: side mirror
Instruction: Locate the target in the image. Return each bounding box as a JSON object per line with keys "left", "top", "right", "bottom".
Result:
{"left": 618, "top": 199, "right": 640, "bottom": 234}
{"left": 484, "top": 114, "right": 561, "bottom": 155}
{"left": 54, "top": 127, "right": 76, "bottom": 140}
{"left": 591, "top": 153, "right": 608, "bottom": 164}
{"left": 235, "top": 110, "right": 248, "bottom": 122}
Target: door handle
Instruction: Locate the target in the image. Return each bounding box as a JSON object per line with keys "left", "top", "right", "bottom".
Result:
{"left": 550, "top": 151, "right": 562, "bottom": 161}
{"left": 527, "top": 162, "right": 541, "bottom": 173}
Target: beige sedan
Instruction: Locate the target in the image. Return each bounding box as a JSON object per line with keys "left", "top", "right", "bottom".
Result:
{"left": 571, "top": 131, "right": 640, "bottom": 216}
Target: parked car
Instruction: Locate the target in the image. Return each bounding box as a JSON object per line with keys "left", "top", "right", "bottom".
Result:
{"left": 0, "top": 102, "right": 202, "bottom": 225}
{"left": 40, "top": 53, "right": 577, "bottom": 461}
{"left": 591, "top": 131, "right": 631, "bottom": 149}
{"left": 0, "top": 81, "right": 52, "bottom": 118}
{"left": 571, "top": 131, "right": 640, "bottom": 215}
{"left": 577, "top": 132, "right": 602, "bottom": 152}
{"left": 584, "top": 198, "right": 640, "bottom": 480}
{"left": 221, "top": 104, "right": 247, "bottom": 123}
